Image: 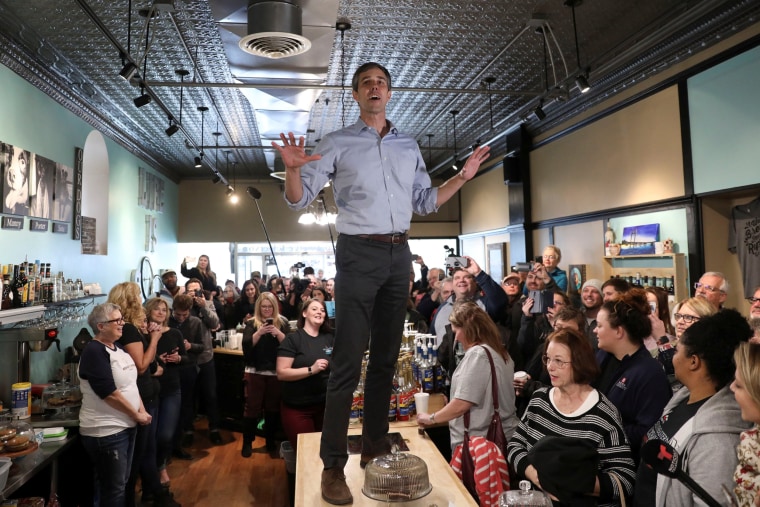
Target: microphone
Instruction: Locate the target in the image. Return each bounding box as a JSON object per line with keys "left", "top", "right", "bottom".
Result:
{"left": 245, "top": 187, "right": 281, "bottom": 277}
{"left": 641, "top": 439, "right": 723, "bottom": 507}
{"left": 246, "top": 186, "right": 262, "bottom": 200}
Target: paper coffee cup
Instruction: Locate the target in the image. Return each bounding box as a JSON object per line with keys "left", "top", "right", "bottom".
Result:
{"left": 514, "top": 371, "right": 528, "bottom": 381}
{"left": 413, "top": 392, "right": 430, "bottom": 414}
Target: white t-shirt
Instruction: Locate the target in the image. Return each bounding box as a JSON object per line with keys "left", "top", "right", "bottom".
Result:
{"left": 78, "top": 340, "right": 140, "bottom": 437}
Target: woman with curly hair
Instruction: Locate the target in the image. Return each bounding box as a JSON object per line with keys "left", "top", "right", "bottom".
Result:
{"left": 732, "top": 342, "right": 760, "bottom": 506}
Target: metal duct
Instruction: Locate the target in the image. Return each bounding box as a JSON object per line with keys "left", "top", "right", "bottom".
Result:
{"left": 238, "top": 0, "right": 311, "bottom": 59}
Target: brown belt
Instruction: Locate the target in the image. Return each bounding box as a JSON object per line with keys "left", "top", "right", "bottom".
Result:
{"left": 355, "top": 232, "right": 408, "bottom": 245}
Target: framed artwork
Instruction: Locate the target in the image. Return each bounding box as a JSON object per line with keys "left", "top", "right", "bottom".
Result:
{"left": 621, "top": 223, "right": 660, "bottom": 255}
{"left": 568, "top": 265, "right": 586, "bottom": 294}
{"left": 487, "top": 243, "right": 508, "bottom": 283}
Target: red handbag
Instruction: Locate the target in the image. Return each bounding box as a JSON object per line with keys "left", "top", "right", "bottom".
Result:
{"left": 453, "top": 345, "right": 511, "bottom": 503}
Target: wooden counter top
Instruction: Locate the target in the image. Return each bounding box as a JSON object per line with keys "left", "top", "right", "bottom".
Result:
{"left": 296, "top": 425, "right": 476, "bottom": 506}
{"left": 213, "top": 346, "right": 243, "bottom": 356}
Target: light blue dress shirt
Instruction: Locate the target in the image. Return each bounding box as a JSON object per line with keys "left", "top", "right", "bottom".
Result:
{"left": 285, "top": 119, "right": 439, "bottom": 235}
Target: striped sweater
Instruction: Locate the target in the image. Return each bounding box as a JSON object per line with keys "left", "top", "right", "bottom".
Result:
{"left": 507, "top": 387, "right": 636, "bottom": 506}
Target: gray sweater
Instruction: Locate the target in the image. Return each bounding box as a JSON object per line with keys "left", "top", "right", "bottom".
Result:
{"left": 654, "top": 385, "right": 751, "bottom": 507}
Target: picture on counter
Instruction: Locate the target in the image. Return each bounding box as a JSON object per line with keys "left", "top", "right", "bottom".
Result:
{"left": 568, "top": 264, "right": 587, "bottom": 294}
{"left": 620, "top": 223, "right": 660, "bottom": 255}
{"left": 52, "top": 162, "right": 74, "bottom": 223}
{"left": 29, "top": 153, "right": 55, "bottom": 219}
{"left": 1, "top": 142, "right": 30, "bottom": 216}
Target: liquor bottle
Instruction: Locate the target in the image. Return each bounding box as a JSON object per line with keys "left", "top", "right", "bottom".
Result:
{"left": 642, "top": 275, "right": 649, "bottom": 287}
{"left": 413, "top": 338, "right": 423, "bottom": 391}
{"left": 395, "top": 360, "right": 411, "bottom": 421}
{"left": 651, "top": 275, "right": 657, "bottom": 288}
{"left": 404, "top": 359, "right": 417, "bottom": 415}
{"left": 11, "top": 264, "right": 26, "bottom": 308}
{"left": 422, "top": 345, "right": 434, "bottom": 394}
{"left": 668, "top": 276, "right": 675, "bottom": 295}
{"left": 1, "top": 265, "right": 12, "bottom": 310}
{"left": 431, "top": 344, "right": 444, "bottom": 393}
{"left": 349, "top": 377, "right": 364, "bottom": 426}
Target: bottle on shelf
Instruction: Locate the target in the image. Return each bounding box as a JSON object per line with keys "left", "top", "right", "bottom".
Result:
{"left": 395, "top": 360, "right": 411, "bottom": 421}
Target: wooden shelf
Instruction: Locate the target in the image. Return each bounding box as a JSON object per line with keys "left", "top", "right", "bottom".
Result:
{"left": 602, "top": 253, "right": 688, "bottom": 303}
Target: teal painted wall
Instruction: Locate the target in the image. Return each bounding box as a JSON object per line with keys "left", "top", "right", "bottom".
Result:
{"left": 0, "top": 63, "right": 179, "bottom": 390}
{"left": 689, "top": 45, "right": 760, "bottom": 194}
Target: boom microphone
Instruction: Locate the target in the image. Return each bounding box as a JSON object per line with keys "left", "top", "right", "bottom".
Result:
{"left": 641, "top": 439, "right": 722, "bottom": 507}
{"left": 245, "top": 187, "right": 281, "bottom": 277}
{"left": 246, "top": 186, "right": 262, "bottom": 200}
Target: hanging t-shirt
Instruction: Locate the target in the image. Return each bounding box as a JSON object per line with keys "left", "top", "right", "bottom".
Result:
{"left": 728, "top": 197, "right": 760, "bottom": 298}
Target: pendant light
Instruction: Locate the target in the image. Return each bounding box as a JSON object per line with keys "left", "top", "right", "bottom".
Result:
{"left": 566, "top": 0, "right": 591, "bottom": 93}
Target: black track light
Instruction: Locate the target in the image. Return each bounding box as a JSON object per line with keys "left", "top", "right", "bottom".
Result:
{"left": 165, "top": 119, "right": 179, "bottom": 137}
{"left": 575, "top": 74, "right": 591, "bottom": 93}
{"left": 133, "top": 92, "right": 151, "bottom": 108}
{"left": 533, "top": 104, "right": 546, "bottom": 121}
{"left": 119, "top": 62, "right": 138, "bottom": 81}
{"left": 194, "top": 156, "right": 202, "bottom": 168}
{"left": 211, "top": 175, "right": 221, "bottom": 184}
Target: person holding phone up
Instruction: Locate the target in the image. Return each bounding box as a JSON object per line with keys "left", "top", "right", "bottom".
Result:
{"left": 241, "top": 292, "right": 290, "bottom": 458}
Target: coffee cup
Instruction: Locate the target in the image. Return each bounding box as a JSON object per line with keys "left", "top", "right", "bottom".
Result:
{"left": 514, "top": 371, "right": 528, "bottom": 381}
{"left": 413, "top": 392, "right": 430, "bottom": 414}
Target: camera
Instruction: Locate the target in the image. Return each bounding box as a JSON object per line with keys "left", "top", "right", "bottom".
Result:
{"left": 444, "top": 256, "right": 468, "bottom": 270}
{"left": 294, "top": 278, "right": 311, "bottom": 294}
{"left": 513, "top": 262, "right": 533, "bottom": 273}
{"left": 194, "top": 289, "right": 204, "bottom": 298}
{"left": 529, "top": 290, "right": 555, "bottom": 314}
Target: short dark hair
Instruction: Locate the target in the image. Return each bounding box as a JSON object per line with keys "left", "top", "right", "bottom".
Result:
{"left": 553, "top": 306, "right": 586, "bottom": 334}
{"left": 600, "top": 288, "right": 651, "bottom": 345}
{"left": 601, "top": 277, "right": 630, "bottom": 294}
{"left": 173, "top": 294, "right": 194, "bottom": 311}
{"left": 185, "top": 277, "right": 203, "bottom": 289}
{"left": 545, "top": 328, "right": 600, "bottom": 385}
{"left": 351, "top": 62, "right": 392, "bottom": 92}
{"left": 680, "top": 308, "right": 752, "bottom": 389}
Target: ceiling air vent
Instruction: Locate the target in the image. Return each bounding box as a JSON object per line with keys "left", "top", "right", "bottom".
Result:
{"left": 238, "top": 0, "right": 311, "bottom": 59}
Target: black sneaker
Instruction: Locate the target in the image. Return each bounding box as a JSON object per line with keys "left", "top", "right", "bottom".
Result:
{"left": 209, "top": 430, "right": 223, "bottom": 446}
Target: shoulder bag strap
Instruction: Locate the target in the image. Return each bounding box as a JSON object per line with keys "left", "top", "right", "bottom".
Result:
{"left": 479, "top": 345, "right": 500, "bottom": 412}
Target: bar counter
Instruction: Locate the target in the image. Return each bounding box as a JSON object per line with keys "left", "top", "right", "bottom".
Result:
{"left": 296, "top": 424, "right": 476, "bottom": 506}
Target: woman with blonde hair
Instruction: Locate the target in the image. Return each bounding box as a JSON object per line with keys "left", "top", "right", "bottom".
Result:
{"left": 144, "top": 297, "right": 186, "bottom": 488}
{"left": 732, "top": 342, "right": 760, "bottom": 506}
{"left": 108, "top": 281, "right": 144, "bottom": 324}
{"left": 241, "top": 292, "right": 289, "bottom": 457}
{"left": 108, "top": 284, "right": 174, "bottom": 505}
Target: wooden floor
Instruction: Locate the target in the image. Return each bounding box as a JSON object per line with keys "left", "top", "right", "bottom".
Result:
{"left": 157, "top": 423, "right": 291, "bottom": 507}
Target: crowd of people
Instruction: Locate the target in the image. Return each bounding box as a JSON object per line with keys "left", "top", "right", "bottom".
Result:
{"left": 76, "top": 246, "right": 760, "bottom": 506}
{"left": 78, "top": 255, "right": 343, "bottom": 506}
{"left": 414, "top": 247, "right": 760, "bottom": 506}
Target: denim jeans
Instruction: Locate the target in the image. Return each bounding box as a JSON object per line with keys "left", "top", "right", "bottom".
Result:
{"left": 156, "top": 390, "right": 181, "bottom": 470}
{"left": 81, "top": 426, "right": 137, "bottom": 507}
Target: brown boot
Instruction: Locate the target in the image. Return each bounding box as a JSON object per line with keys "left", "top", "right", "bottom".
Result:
{"left": 321, "top": 468, "right": 353, "bottom": 505}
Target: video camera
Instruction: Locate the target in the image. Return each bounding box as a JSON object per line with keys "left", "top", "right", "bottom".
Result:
{"left": 444, "top": 256, "right": 468, "bottom": 272}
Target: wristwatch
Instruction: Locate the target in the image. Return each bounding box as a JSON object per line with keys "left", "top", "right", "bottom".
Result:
{"left": 308, "top": 366, "right": 312, "bottom": 375}
{"left": 430, "top": 412, "right": 436, "bottom": 423}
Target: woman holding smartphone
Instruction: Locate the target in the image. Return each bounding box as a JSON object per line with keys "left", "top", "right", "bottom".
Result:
{"left": 241, "top": 292, "right": 289, "bottom": 458}
{"left": 144, "top": 297, "right": 187, "bottom": 487}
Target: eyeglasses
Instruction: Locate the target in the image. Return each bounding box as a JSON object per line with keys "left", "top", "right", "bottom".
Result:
{"left": 502, "top": 280, "right": 519, "bottom": 286}
{"left": 674, "top": 313, "right": 700, "bottom": 323}
{"left": 747, "top": 297, "right": 760, "bottom": 304}
{"left": 543, "top": 254, "right": 557, "bottom": 260}
{"left": 694, "top": 282, "right": 723, "bottom": 293}
{"left": 103, "top": 317, "right": 125, "bottom": 325}
{"left": 542, "top": 355, "right": 571, "bottom": 369}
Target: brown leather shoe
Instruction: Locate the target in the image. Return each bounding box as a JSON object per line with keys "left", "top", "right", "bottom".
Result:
{"left": 321, "top": 468, "right": 353, "bottom": 505}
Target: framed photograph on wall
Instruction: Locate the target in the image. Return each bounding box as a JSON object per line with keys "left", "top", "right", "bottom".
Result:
{"left": 620, "top": 223, "right": 659, "bottom": 255}
{"left": 487, "top": 243, "right": 508, "bottom": 284}
{"left": 568, "top": 264, "right": 587, "bottom": 294}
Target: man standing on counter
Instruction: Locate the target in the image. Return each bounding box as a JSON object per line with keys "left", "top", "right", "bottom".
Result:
{"left": 273, "top": 62, "right": 491, "bottom": 505}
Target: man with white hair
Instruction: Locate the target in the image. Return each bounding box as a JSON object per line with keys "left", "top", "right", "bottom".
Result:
{"left": 694, "top": 271, "right": 728, "bottom": 309}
